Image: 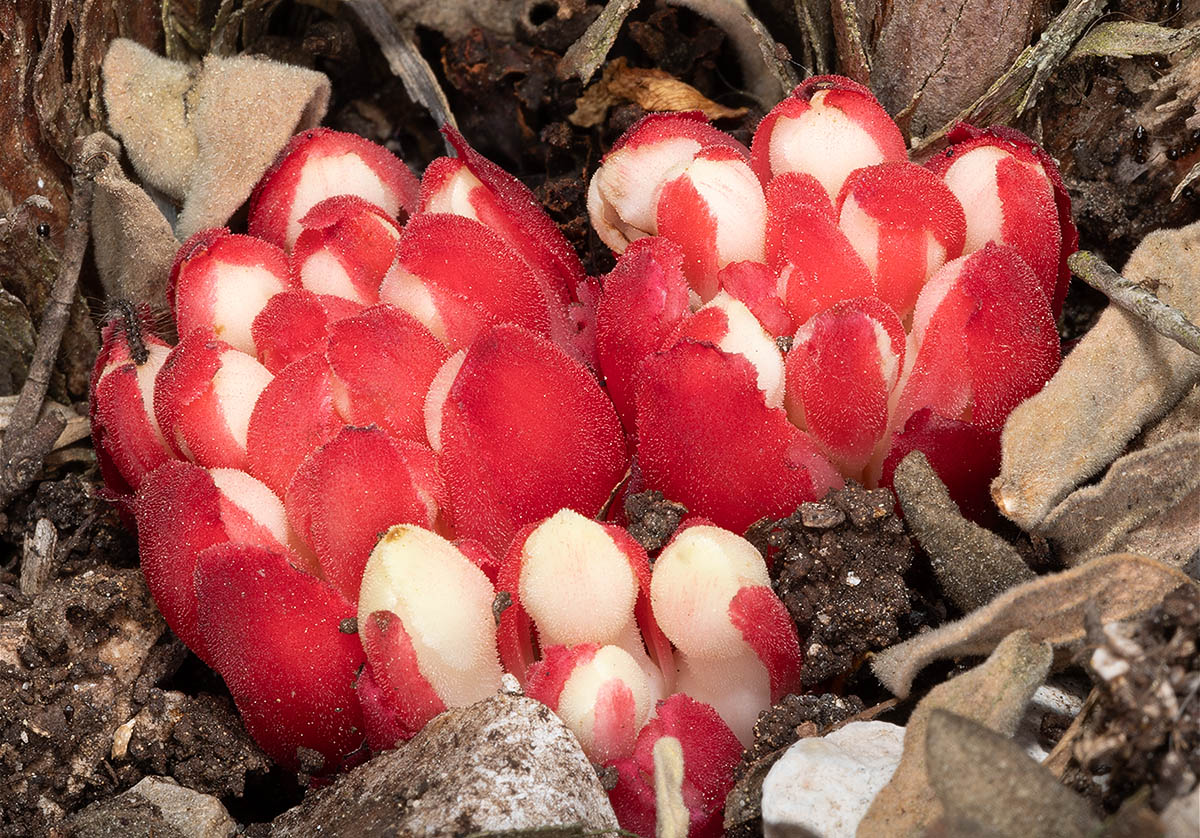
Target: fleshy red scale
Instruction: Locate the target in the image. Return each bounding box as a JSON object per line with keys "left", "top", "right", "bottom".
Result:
{"left": 326, "top": 305, "right": 449, "bottom": 444}
{"left": 433, "top": 324, "right": 629, "bottom": 556}
{"left": 596, "top": 238, "right": 691, "bottom": 438}
{"left": 248, "top": 127, "right": 420, "bottom": 250}
{"left": 728, "top": 585, "right": 802, "bottom": 702}
{"left": 635, "top": 341, "right": 840, "bottom": 533}
{"left": 774, "top": 205, "right": 876, "bottom": 325}
{"left": 526, "top": 643, "right": 600, "bottom": 710}
{"left": 251, "top": 289, "right": 362, "bottom": 374}
{"left": 764, "top": 171, "right": 835, "bottom": 270}
{"left": 195, "top": 544, "right": 365, "bottom": 772}
{"left": 607, "top": 694, "right": 743, "bottom": 838}
{"left": 360, "top": 609, "right": 446, "bottom": 738}
{"left": 284, "top": 426, "right": 447, "bottom": 603}
{"left": 290, "top": 195, "right": 403, "bottom": 304}
{"left": 717, "top": 261, "right": 794, "bottom": 338}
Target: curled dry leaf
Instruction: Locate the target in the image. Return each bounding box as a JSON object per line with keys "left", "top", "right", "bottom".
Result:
{"left": 993, "top": 221, "right": 1200, "bottom": 531}
{"left": 858, "top": 630, "right": 1052, "bottom": 838}
{"left": 569, "top": 57, "right": 748, "bottom": 128}
{"left": 102, "top": 39, "right": 331, "bottom": 239}
{"left": 1068, "top": 21, "right": 1200, "bottom": 61}
{"left": 924, "top": 711, "right": 1100, "bottom": 838}
{"left": 892, "top": 451, "right": 1034, "bottom": 614}
{"left": 83, "top": 132, "right": 179, "bottom": 316}
{"left": 870, "top": 553, "right": 1197, "bottom": 698}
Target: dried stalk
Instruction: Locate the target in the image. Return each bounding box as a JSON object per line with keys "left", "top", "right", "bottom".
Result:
{"left": 1069, "top": 250, "right": 1200, "bottom": 358}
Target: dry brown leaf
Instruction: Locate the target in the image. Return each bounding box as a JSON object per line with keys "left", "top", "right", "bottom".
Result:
{"left": 924, "top": 711, "right": 1100, "bottom": 838}
{"left": 84, "top": 132, "right": 180, "bottom": 317}
{"left": 857, "top": 631, "right": 1052, "bottom": 837}
{"left": 1038, "top": 432, "right": 1200, "bottom": 570}
{"left": 569, "top": 57, "right": 749, "bottom": 127}
{"left": 871, "top": 553, "right": 1197, "bottom": 698}
{"left": 994, "top": 221, "right": 1200, "bottom": 531}
{"left": 893, "top": 452, "right": 1034, "bottom": 613}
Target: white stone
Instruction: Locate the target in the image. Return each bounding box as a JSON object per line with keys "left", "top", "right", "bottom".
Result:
{"left": 761, "top": 720, "right": 905, "bottom": 838}
{"left": 1015, "top": 679, "right": 1088, "bottom": 763}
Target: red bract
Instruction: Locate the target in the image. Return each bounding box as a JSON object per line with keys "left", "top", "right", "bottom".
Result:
{"left": 249, "top": 127, "right": 419, "bottom": 250}
{"left": 635, "top": 341, "right": 841, "bottom": 533}
{"left": 170, "top": 229, "right": 292, "bottom": 355}
{"left": 290, "top": 196, "right": 403, "bottom": 304}
{"left": 426, "top": 324, "right": 628, "bottom": 555}
{"left": 153, "top": 330, "right": 273, "bottom": 470}
{"left": 250, "top": 289, "right": 362, "bottom": 374}
{"left": 135, "top": 460, "right": 299, "bottom": 662}
{"left": 608, "top": 694, "right": 743, "bottom": 838}
{"left": 90, "top": 318, "right": 173, "bottom": 496}
{"left": 751, "top": 75, "right": 908, "bottom": 200}
{"left": 285, "top": 426, "right": 447, "bottom": 603}
{"left": 195, "top": 544, "right": 365, "bottom": 772}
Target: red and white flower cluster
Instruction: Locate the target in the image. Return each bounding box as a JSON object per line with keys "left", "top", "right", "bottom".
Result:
{"left": 90, "top": 125, "right": 800, "bottom": 835}
{"left": 590, "top": 76, "right": 1075, "bottom": 523}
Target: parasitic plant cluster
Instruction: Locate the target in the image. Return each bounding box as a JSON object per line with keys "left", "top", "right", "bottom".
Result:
{"left": 91, "top": 75, "right": 1075, "bottom": 836}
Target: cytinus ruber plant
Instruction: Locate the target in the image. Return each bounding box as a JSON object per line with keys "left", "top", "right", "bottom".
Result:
{"left": 91, "top": 74, "right": 1075, "bottom": 837}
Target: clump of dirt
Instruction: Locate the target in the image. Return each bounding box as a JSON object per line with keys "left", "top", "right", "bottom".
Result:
{"left": 750, "top": 483, "right": 915, "bottom": 688}
{"left": 1066, "top": 583, "right": 1200, "bottom": 813}
{"left": 623, "top": 489, "right": 688, "bottom": 555}
{"left": 736, "top": 692, "right": 867, "bottom": 779}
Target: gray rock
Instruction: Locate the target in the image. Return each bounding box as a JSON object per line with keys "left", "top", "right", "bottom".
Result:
{"left": 270, "top": 693, "right": 619, "bottom": 837}
{"left": 63, "top": 777, "right": 235, "bottom": 838}
{"left": 761, "top": 721, "right": 904, "bottom": 838}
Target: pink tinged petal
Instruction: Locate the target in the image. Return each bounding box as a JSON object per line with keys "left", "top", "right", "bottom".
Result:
{"left": 326, "top": 305, "right": 449, "bottom": 444}
{"left": 153, "top": 331, "right": 273, "bottom": 469}
{"left": 880, "top": 407, "right": 1002, "bottom": 525}
{"left": 651, "top": 524, "right": 793, "bottom": 743}
{"left": 635, "top": 342, "right": 841, "bottom": 533}
{"left": 382, "top": 213, "right": 569, "bottom": 349}
{"left": 764, "top": 171, "right": 835, "bottom": 271}
{"left": 678, "top": 291, "right": 786, "bottom": 409}
{"left": 656, "top": 148, "right": 767, "bottom": 302}
{"left": 250, "top": 289, "right": 362, "bottom": 374}
{"left": 785, "top": 298, "right": 905, "bottom": 478}
{"left": 498, "top": 509, "right": 672, "bottom": 694}
{"left": 596, "top": 238, "right": 691, "bottom": 436}
{"left": 358, "top": 525, "right": 502, "bottom": 732}
{"left": 528, "top": 644, "right": 652, "bottom": 763}
{"left": 607, "top": 693, "right": 743, "bottom": 838}
{"left": 245, "top": 353, "right": 342, "bottom": 496}
{"left": 285, "top": 426, "right": 447, "bottom": 604}
{"left": 90, "top": 321, "right": 173, "bottom": 496}
{"left": 588, "top": 111, "right": 750, "bottom": 252}
{"left": 135, "top": 461, "right": 294, "bottom": 664}
{"left": 837, "top": 161, "right": 967, "bottom": 319}
{"left": 774, "top": 205, "right": 875, "bottom": 324}
{"left": 750, "top": 75, "right": 907, "bottom": 199}
{"left": 928, "top": 124, "right": 1077, "bottom": 315}
{"left": 248, "top": 127, "right": 420, "bottom": 251}
{"left": 718, "top": 261, "right": 794, "bottom": 338}
{"left": 427, "top": 128, "right": 587, "bottom": 309}
{"left": 290, "top": 195, "right": 403, "bottom": 304}
{"left": 169, "top": 229, "right": 292, "bottom": 355}
{"left": 195, "top": 544, "right": 365, "bottom": 772}
{"left": 429, "top": 324, "right": 629, "bottom": 555}
{"left": 455, "top": 538, "right": 501, "bottom": 584}
{"left": 356, "top": 663, "right": 413, "bottom": 750}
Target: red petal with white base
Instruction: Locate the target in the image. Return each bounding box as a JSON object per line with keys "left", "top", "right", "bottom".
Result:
{"left": 635, "top": 341, "right": 841, "bottom": 533}
{"left": 169, "top": 229, "right": 292, "bottom": 355}
{"left": 153, "top": 331, "right": 273, "bottom": 470}
{"left": 717, "top": 261, "right": 794, "bottom": 338}
{"left": 195, "top": 544, "right": 365, "bottom": 772}
{"left": 384, "top": 213, "right": 566, "bottom": 348}
{"left": 837, "top": 161, "right": 967, "bottom": 319}
{"left": 607, "top": 693, "right": 743, "bottom": 838}
{"left": 596, "top": 238, "right": 691, "bottom": 437}
{"left": 290, "top": 195, "right": 403, "bottom": 304}
{"left": 728, "top": 585, "right": 803, "bottom": 702}
{"left": 359, "top": 609, "right": 446, "bottom": 738}
{"left": 774, "top": 205, "right": 876, "bottom": 325}
{"left": 251, "top": 289, "right": 362, "bottom": 374}
{"left": 430, "top": 324, "right": 628, "bottom": 555}
{"left": 675, "top": 291, "right": 786, "bottom": 410}
{"left": 245, "top": 353, "right": 342, "bottom": 496}
{"left": 785, "top": 297, "right": 905, "bottom": 478}
{"left": 90, "top": 320, "right": 173, "bottom": 496}
{"left": 135, "top": 461, "right": 296, "bottom": 662}
{"left": 750, "top": 75, "right": 907, "bottom": 200}
{"left": 764, "top": 171, "right": 835, "bottom": 271}
{"left": 285, "top": 426, "right": 447, "bottom": 603}
{"left": 326, "top": 305, "right": 449, "bottom": 444}
{"left": 927, "top": 124, "right": 1077, "bottom": 315}
{"left": 248, "top": 127, "right": 420, "bottom": 250}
